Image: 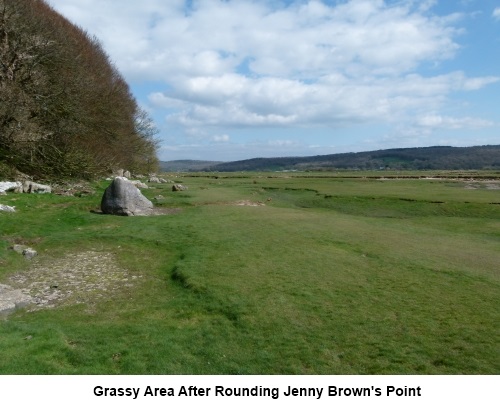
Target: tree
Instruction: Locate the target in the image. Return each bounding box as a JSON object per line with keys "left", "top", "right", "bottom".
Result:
{"left": 0, "top": 0, "right": 159, "bottom": 179}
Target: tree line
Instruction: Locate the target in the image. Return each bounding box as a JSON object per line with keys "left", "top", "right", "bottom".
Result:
{"left": 0, "top": 0, "right": 159, "bottom": 179}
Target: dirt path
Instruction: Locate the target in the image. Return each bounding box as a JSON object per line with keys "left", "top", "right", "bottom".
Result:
{"left": 1, "top": 250, "right": 141, "bottom": 315}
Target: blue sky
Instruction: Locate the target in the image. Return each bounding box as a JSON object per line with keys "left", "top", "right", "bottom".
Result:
{"left": 49, "top": 0, "right": 500, "bottom": 161}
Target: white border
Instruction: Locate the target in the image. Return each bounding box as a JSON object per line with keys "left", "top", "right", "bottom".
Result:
{"left": 2, "top": 375, "right": 499, "bottom": 404}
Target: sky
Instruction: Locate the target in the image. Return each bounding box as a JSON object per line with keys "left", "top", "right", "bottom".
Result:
{"left": 48, "top": 0, "right": 500, "bottom": 162}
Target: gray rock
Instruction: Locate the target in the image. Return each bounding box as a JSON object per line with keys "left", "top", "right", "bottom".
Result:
{"left": 0, "top": 204, "right": 16, "bottom": 212}
{"left": 0, "top": 181, "right": 23, "bottom": 194}
{"left": 0, "top": 284, "right": 32, "bottom": 315}
{"left": 10, "top": 245, "right": 37, "bottom": 259}
{"left": 11, "top": 244, "right": 26, "bottom": 254}
{"left": 23, "top": 181, "right": 51, "bottom": 194}
{"left": 172, "top": 184, "right": 188, "bottom": 191}
{"left": 124, "top": 170, "right": 131, "bottom": 178}
{"left": 0, "top": 180, "right": 51, "bottom": 194}
{"left": 101, "top": 177, "right": 153, "bottom": 216}
{"left": 160, "top": 178, "right": 173, "bottom": 183}
{"left": 22, "top": 248, "right": 38, "bottom": 260}
{"left": 130, "top": 180, "right": 148, "bottom": 189}
{"left": 148, "top": 176, "right": 161, "bottom": 183}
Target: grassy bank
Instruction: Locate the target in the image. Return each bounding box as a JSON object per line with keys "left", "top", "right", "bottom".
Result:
{"left": 0, "top": 172, "right": 499, "bottom": 374}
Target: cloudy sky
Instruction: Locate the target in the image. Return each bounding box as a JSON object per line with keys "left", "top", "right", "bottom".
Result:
{"left": 49, "top": 0, "right": 500, "bottom": 161}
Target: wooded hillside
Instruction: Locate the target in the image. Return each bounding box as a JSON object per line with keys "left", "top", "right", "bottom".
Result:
{"left": 206, "top": 145, "right": 500, "bottom": 172}
{"left": 0, "top": 0, "right": 158, "bottom": 179}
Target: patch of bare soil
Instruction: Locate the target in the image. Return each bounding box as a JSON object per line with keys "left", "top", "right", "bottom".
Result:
{"left": 196, "top": 200, "right": 266, "bottom": 207}
{"left": 5, "top": 250, "right": 142, "bottom": 312}
{"left": 232, "top": 200, "right": 265, "bottom": 206}
{"left": 464, "top": 181, "right": 500, "bottom": 190}
{"left": 150, "top": 207, "right": 183, "bottom": 215}
{"left": 90, "top": 207, "right": 182, "bottom": 216}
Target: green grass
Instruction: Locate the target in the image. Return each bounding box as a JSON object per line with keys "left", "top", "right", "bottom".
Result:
{"left": 0, "top": 172, "right": 499, "bottom": 374}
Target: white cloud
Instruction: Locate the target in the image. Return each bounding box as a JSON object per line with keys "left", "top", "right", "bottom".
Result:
{"left": 52, "top": 0, "right": 463, "bottom": 81}
{"left": 461, "top": 76, "right": 499, "bottom": 90}
{"left": 158, "top": 137, "right": 322, "bottom": 161}
{"left": 153, "top": 70, "right": 496, "bottom": 130}
{"left": 416, "top": 115, "right": 494, "bottom": 130}
{"left": 212, "top": 134, "right": 230, "bottom": 142}
{"left": 49, "top": 1, "right": 500, "bottom": 160}
{"left": 493, "top": 8, "right": 500, "bottom": 19}
{"left": 268, "top": 140, "right": 299, "bottom": 147}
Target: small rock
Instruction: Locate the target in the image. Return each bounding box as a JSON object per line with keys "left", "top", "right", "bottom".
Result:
{"left": 0, "top": 284, "right": 33, "bottom": 314}
{"left": 11, "top": 244, "right": 26, "bottom": 254}
{"left": 23, "top": 181, "right": 51, "bottom": 194}
{"left": 129, "top": 180, "right": 148, "bottom": 189}
{"left": 22, "top": 248, "right": 38, "bottom": 260}
{"left": 10, "top": 243, "right": 37, "bottom": 259}
{"left": 0, "top": 204, "right": 16, "bottom": 212}
{"left": 172, "top": 184, "right": 188, "bottom": 192}
{"left": 0, "top": 181, "right": 23, "bottom": 194}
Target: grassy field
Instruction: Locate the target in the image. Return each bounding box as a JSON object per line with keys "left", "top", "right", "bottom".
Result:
{"left": 0, "top": 171, "right": 499, "bottom": 374}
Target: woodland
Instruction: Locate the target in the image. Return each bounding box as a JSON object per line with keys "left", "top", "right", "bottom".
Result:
{"left": 203, "top": 145, "right": 500, "bottom": 172}
{"left": 0, "top": 0, "right": 159, "bottom": 180}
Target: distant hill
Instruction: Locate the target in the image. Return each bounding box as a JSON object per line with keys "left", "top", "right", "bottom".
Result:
{"left": 205, "top": 145, "right": 500, "bottom": 172}
{"left": 160, "top": 160, "right": 223, "bottom": 172}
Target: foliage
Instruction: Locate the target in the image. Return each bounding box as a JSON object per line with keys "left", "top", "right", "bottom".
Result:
{"left": 0, "top": 0, "right": 158, "bottom": 179}
{"left": 0, "top": 172, "right": 499, "bottom": 374}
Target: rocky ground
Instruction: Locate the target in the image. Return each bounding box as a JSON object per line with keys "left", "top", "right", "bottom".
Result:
{"left": 0, "top": 250, "right": 141, "bottom": 315}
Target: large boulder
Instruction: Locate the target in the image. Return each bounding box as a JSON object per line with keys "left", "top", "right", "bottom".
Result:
{"left": 101, "top": 177, "right": 153, "bottom": 216}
